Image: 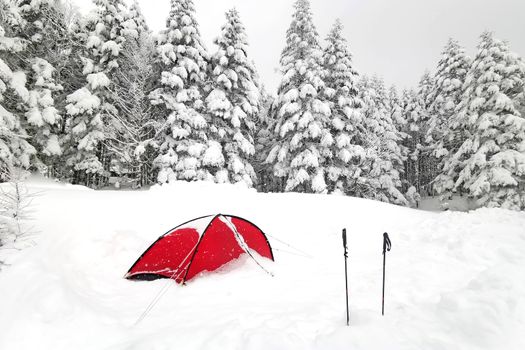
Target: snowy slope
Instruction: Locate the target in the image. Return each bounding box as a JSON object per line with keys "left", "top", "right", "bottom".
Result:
{"left": 0, "top": 178, "right": 524, "bottom": 350}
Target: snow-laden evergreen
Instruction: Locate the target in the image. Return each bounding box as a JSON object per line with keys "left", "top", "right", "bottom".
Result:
{"left": 428, "top": 39, "right": 471, "bottom": 160}
{"left": 65, "top": 0, "right": 129, "bottom": 187}
{"left": 357, "top": 76, "right": 406, "bottom": 205}
{"left": 322, "top": 19, "right": 366, "bottom": 195}
{"left": 253, "top": 86, "right": 277, "bottom": 192}
{"left": 206, "top": 8, "right": 259, "bottom": 186}
{"left": 388, "top": 86, "right": 405, "bottom": 131}
{"left": 440, "top": 32, "right": 525, "bottom": 209}
{"left": 415, "top": 71, "right": 435, "bottom": 194}
{"left": 18, "top": 0, "right": 67, "bottom": 166}
{"left": 398, "top": 72, "right": 436, "bottom": 200}
{"left": 123, "top": 0, "right": 149, "bottom": 37}
{"left": 150, "top": 0, "right": 211, "bottom": 184}
{"left": 24, "top": 58, "right": 62, "bottom": 157}
{"left": 267, "top": 0, "right": 332, "bottom": 194}
{"left": 110, "top": 1, "right": 156, "bottom": 187}
{"left": 388, "top": 85, "right": 410, "bottom": 194}
{"left": 430, "top": 39, "right": 472, "bottom": 196}
{"left": 400, "top": 88, "right": 425, "bottom": 196}
{"left": 0, "top": 1, "right": 35, "bottom": 176}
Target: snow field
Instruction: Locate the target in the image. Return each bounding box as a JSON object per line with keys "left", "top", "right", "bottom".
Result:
{"left": 0, "top": 178, "right": 524, "bottom": 349}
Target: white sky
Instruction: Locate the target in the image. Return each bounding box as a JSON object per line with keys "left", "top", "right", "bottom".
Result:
{"left": 73, "top": 0, "right": 525, "bottom": 92}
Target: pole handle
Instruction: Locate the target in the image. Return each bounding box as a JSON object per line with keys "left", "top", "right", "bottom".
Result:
{"left": 383, "top": 232, "right": 392, "bottom": 254}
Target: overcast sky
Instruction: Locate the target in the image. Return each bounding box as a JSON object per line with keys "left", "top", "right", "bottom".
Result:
{"left": 73, "top": 0, "right": 525, "bottom": 92}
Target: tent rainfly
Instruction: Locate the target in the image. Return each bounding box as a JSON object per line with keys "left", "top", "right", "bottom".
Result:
{"left": 125, "top": 214, "right": 274, "bottom": 284}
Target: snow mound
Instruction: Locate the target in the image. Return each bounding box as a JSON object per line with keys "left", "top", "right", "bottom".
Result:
{"left": 0, "top": 179, "right": 524, "bottom": 350}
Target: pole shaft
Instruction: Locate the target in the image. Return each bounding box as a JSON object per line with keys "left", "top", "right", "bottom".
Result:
{"left": 343, "top": 229, "right": 349, "bottom": 326}
{"left": 382, "top": 250, "right": 386, "bottom": 316}
{"left": 345, "top": 249, "right": 349, "bottom": 326}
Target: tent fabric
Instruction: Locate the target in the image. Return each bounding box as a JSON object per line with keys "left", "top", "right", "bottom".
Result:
{"left": 125, "top": 214, "right": 274, "bottom": 283}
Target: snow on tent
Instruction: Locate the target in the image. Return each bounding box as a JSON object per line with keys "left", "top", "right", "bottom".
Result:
{"left": 125, "top": 214, "right": 274, "bottom": 283}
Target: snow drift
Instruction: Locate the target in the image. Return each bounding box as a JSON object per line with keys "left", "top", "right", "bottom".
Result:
{"left": 0, "top": 177, "right": 524, "bottom": 350}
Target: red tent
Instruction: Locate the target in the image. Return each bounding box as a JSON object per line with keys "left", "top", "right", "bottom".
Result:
{"left": 125, "top": 214, "right": 274, "bottom": 284}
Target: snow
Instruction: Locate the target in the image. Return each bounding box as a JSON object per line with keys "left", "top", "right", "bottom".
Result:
{"left": 44, "top": 135, "right": 62, "bottom": 156}
{"left": 0, "top": 59, "right": 13, "bottom": 83}
{"left": 1, "top": 177, "right": 524, "bottom": 349}
{"left": 86, "top": 72, "right": 110, "bottom": 89}
{"left": 102, "top": 40, "right": 121, "bottom": 56}
{"left": 66, "top": 88, "right": 101, "bottom": 115}
{"left": 202, "top": 141, "right": 224, "bottom": 167}
{"left": 10, "top": 71, "right": 29, "bottom": 102}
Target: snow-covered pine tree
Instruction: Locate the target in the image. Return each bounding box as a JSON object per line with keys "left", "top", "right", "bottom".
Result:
{"left": 267, "top": 0, "right": 332, "bottom": 194}
{"left": 372, "top": 77, "right": 407, "bottom": 205}
{"left": 429, "top": 39, "right": 472, "bottom": 197}
{"left": 398, "top": 72, "right": 435, "bottom": 199}
{"left": 253, "top": 86, "right": 276, "bottom": 192}
{"left": 0, "top": 0, "right": 35, "bottom": 177}
{"left": 110, "top": 0, "right": 157, "bottom": 187}
{"left": 388, "top": 85, "right": 405, "bottom": 130}
{"left": 416, "top": 71, "right": 435, "bottom": 195}
{"left": 18, "top": 0, "right": 67, "bottom": 169}
{"left": 49, "top": 12, "right": 91, "bottom": 180}
{"left": 442, "top": 32, "right": 525, "bottom": 209}
{"left": 150, "top": 0, "right": 211, "bottom": 184}
{"left": 206, "top": 8, "right": 259, "bottom": 186}
{"left": 428, "top": 39, "right": 471, "bottom": 160}
{"left": 400, "top": 88, "right": 424, "bottom": 195}
{"left": 322, "top": 19, "right": 365, "bottom": 194}
{"left": 388, "top": 85, "right": 415, "bottom": 201}
{"left": 359, "top": 76, "right": 406, "bottom": 205}
{"left": 65, "top": 0, "right": 128, "bottom": 187}
{"left": 123, "top": 0, "right": 149, "bottom": 36}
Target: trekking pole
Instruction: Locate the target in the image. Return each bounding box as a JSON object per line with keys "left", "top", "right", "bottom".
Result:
{"left": 382, "top": 232, "right": 392, "bottom": 316}
{"left": 342, "top": 228, "right": 349, "bottom": 326}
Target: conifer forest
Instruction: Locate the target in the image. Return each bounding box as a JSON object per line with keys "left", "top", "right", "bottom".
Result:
{"left": 1, "top": 0, "right": 524, "bottom": 210}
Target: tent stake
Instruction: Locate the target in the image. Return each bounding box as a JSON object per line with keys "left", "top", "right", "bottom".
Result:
{"left": 342, "top": 228, "right": 349, "bottom": 326}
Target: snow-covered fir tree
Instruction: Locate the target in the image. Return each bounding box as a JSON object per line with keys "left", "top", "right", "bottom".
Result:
{"left": 398, "top": 72, "right": 435, "bottom": 200}
{"left": 400, "top": 88, "right": 424, "bottom": 196}
{"left": 428, "top": 39, "right": 471, "bottom": 159}
{"left": 389, "top": 85, "right": 418, "bottom": 203}
{"left": 439, "top": 32, "right": 525, "bottom": 210}
{"left": 150, "top": 0, "right": 211, "bottom": 184}
{"left": 206, "top": 8, "right": 259, "bottom": 186}
{"left": 388, "top": 85, "right": 405, "bottom": 130}
{"left": 357, "top": 76, "right": 407, "bottom": 205}
{"left": 388, "top": 86, "right": 409, "bottom": 167}
{"left": 18, "top": 0, "right": 67, "bottom": 169}
{"left": 110, "top": 0, "right": 157, "bottom": 187}
{"left": 65, "top": 0, "right": 128, "bottom": 187}
{"left": 253, "top": 86, "right": 277, "bottom": 192}
{"left": 0, "top": 0, "right": 35, "bottom": 177}
{"left": 430, "top": 39, "right": 472, "bottom": 195}
{"left": 123, "top": 0, "right": 149, "bottom": 36}
{"left": 371, "top": 78, "right": 406, "bottom": 187}
{"left": 267, "top": 0, "right": 332, "bottom": 194}
{"left": 322, "top": 19, "right": 365, "bottom": 194}
{"left": 415, "top": 71, "right": 435, "bottom": 195}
